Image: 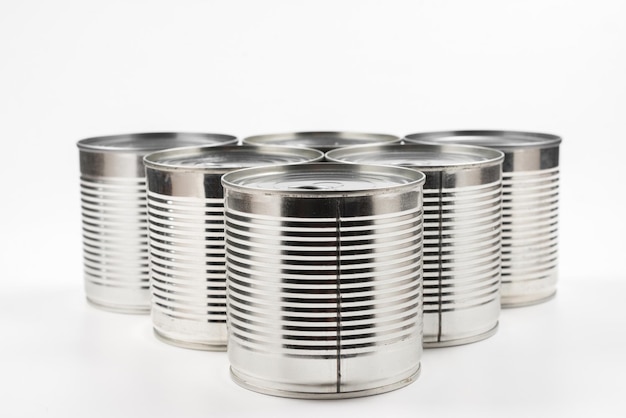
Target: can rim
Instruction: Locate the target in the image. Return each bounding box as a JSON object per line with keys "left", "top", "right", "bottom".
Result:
{"left": 404, "top": 130, "right": 562, "bottom": 150}
{"left": 243, "top": 131, "right": 400, "bottom": 148}
{"left": 221, "top": 163, "right": 426, "bottom": 197}
{"left": 325, "top": 143, "right": 504, "bottom": 171}
{"left": 143, "top": 145, "right": 324, "bottom": 173}
{"left": 76, "top": 132, "right": 238, "bottom": 152}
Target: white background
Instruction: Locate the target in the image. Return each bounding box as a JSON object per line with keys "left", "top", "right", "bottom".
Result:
{"left": 1, "top": 0, "right": 625, "bottom": 416}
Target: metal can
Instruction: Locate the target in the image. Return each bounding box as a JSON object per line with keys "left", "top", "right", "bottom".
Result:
{"left": 222, "top": 163, "right": 425, "bottom": 398}
{"left": 243, "top": 131, "right": 400, "bottom": 154}
{"left": 404, "top": 131, "right": 561, "bottom": 307}
{"left": 143, "top": 146, "right": 323, "bottom": 350}
{"left": 77, "top": 132, "right": 237, "bottom": 314}
{"left": 327, "top": 144, "right": 504, "bottom": 347}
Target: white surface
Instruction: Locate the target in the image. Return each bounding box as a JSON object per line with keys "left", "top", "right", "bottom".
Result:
{"left": 1, "top": 0, "right": 625, "bottom": 416}
{"left": 2, "top": 280, "right": 625, "bottom": 417}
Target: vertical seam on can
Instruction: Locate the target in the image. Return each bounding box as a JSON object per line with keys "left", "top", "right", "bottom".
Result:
{"left": 146, "top": 186, "right": 154, "bottom": 305}
{"left": 335, "top": 198, "right": 342, "bottom": 393}
{"left": 497, "top": 175, "right": 503, "bottom": 301}
{"left": 437, "top": 172, "right": 443, "bottom": 343}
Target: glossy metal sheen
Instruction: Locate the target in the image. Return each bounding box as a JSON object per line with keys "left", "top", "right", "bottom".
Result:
{"left": 327, "top": 145, "right": 504, "bottom": 347}
{"left": 242, "top": 131, "right": 400, "bottom": 153}
{"left": 77, "top": 132, "right": 237, "bottom": 314}
{"left": 405, "top": 131, "right": 560, "bottom": 307}
{"left": 144, "top": 146, "right": 323, "bottom": 350}
{"left": 222, "top": 163, "right": 425, "bottom": 398}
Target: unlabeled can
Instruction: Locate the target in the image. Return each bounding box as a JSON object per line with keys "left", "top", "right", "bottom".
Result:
{"left": 143, "top": 146, "right": 323, "bottom": 350}
{"left": 222, "top": 163, "right": 426, "bottom": 398}
{"left": 404, "top": 131, "right": 561, "bottom": 307}
{"left": 77, "top": 132, "right": 237, "bottom": 314}
{"left": 243, "top": 131, "right": 400, "bottom": 154}
{"left": 327, "top": 144, "right": 504, "bottom": 347}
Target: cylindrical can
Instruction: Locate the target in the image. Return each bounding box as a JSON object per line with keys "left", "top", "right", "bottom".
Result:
{"left": 143, "top": 146, "right": 323, "bottom": 350}
{"left": 77, "top": 132, "right": 237, "bottom": 314}
{"left": 404, "top": 131, "right": 561, "bottom": 307}
{"left": 222, "top": 163, "right": 425, "bottom": 398}
{"left": 243, "top": 131, "right": 400, "bottom": 154}
{"left": 327, "top": 144, "right": 504, "bottom": 347}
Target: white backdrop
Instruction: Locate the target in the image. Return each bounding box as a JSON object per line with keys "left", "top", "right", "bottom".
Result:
{"left": 1, "top": 1, "right": 625, "bottom": 417}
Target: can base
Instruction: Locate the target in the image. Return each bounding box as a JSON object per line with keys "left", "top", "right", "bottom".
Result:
{"left": 502, "top": 291, "right": 557, "bottom": 309}
{"left": 424, "top": 322, "right": 498, "bottom": 348}
{"left": 230, "top": 364, "right": 420, "bottom": 400}
{"left": 153, "top": 329, "right": 226, "bottom": 352}
{"left": 86, "top": 297, "right": 150, "bottom": 315}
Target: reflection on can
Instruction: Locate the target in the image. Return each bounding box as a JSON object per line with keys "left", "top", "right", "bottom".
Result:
{"left": 222, "top": 163, "right": 425, "bottom": 398}
{"left": 405, "top": 131, "right": 561, "bottom": 307}
{"left": 327, "top": 144, "right": 504, "bottom": 347}
{"left": 143, "top": 146, "right": 323, "bottom": 350}
{"left": 77, "top": 132, "right": 237, "bottom": 314}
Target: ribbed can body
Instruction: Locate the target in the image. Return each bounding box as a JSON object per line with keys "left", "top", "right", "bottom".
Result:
{"left": 499, "top": 147, "right": 559, "bottom": 307}
{"left": 326, "top": 144, "right": 503, "bottom": 347}
{"left": 404, "top": 131, "right": 561, "bottom": 307}
{"left": 80, "top": 173, "right": 149, "bottom": 313}
{"left": 146, "top": 173, "right": 228, "bottom": 349}
{"left": 77, "top": 133, "right": 237, "bottom": 314}
{"left": 421, "top": 167, "right": 502, "bottom": 346}
{"left": 222, "top": 164, "right": 425, "bottom": 398}
{"left": 144, "top": 146, "right": 324, "bottom": 350}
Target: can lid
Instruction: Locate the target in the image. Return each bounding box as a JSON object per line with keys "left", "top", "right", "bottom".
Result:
{"left": 404, "top": 130, "right": 562, "bottom": 150}
{"left": 326, "top": 144, "right": 504, "bottom": 171}
{"left": 222, "top": 163, "right": 425, "bottom": 197}
{"left": 144, "top": 145, "right": 323, "bottom": 172}
{"left": 77, "top": 132, "right": 237, "bottom": 152}
{"left": 243, "top": 131, "right": 400, "bottom": 151}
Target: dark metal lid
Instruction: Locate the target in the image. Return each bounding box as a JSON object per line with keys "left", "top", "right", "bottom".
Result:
{"left": 243, "top": 131, "right": 400, "bottom": 152}
{"left": 144, "top": 145, "right": 323, "bottom": 173}
{"left": 326, "top": 144, "right": 504, "bottom": 171}
{"left": 404, "top": 130, "right": 562, "bottom": 150}
{"left": 222, "top": 163, "right": 425, "bottom": 197}
{"left": 77, "top": 132, "right": 237, "bottom": 153}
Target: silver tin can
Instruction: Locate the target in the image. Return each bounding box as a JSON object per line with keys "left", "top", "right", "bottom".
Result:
{"left": 222, "top": 163, "right": 426, "bottom": 398}
{"left": 243, "top": 131, "right": 400, "bottom": 154}
{"left": 77, "top": 132, "right": 237, "bottom": 314}
{"left": 327, "top": 144, "right": 504, "bottom": 347}
{"left": 404, "top": 131, "right": 561, "bottom": 307}
{"left": 143, "top": 146, "right": 323, "bottom": 350}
